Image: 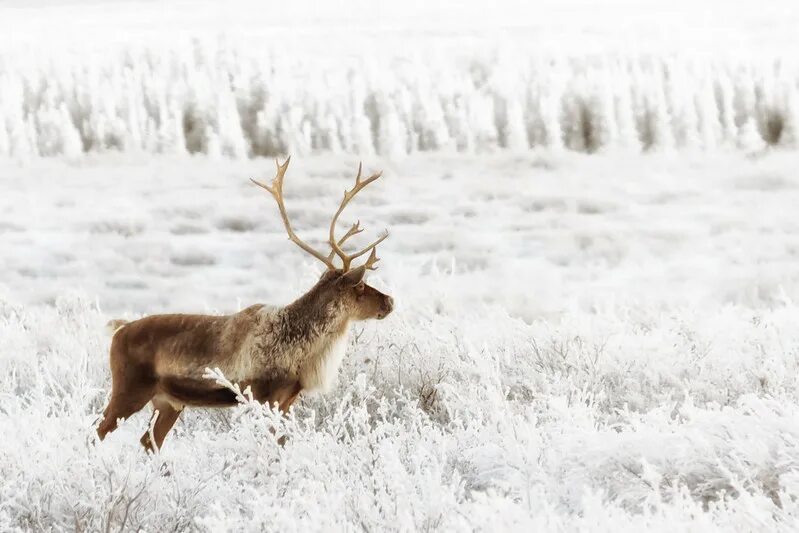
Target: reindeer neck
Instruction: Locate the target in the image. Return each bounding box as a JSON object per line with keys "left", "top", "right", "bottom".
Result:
{"left": 272, "top": 289, "right": 349, "bottom": 348}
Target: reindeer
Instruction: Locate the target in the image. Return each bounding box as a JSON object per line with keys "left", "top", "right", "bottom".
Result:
{"left": 96, "top": 158, "right": 394, "bottom": 452}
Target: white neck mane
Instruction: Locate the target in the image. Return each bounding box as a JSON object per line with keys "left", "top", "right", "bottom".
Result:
{"left": 300, "top": 323, "right": 351, "bottom": 392}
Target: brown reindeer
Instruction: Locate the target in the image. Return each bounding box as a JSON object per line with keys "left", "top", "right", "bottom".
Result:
{"left": 96, "top": 158, "right": 393, "bottom": 452}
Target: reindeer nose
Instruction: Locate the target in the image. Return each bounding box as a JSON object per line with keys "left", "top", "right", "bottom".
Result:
{"left": 380, "top": 296, "right": 394, "bottom": 318}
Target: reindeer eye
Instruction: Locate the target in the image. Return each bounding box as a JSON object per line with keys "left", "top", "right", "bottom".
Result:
{"left": 355, "top": 282, "right": 365, "bottom": 294}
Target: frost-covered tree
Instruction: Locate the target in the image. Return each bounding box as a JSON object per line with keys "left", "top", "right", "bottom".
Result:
{"left": 695, "top": 75, "right": 721, "bottom": 150}
{"left": 666, "top": 62, "right": 700, "bottom": 149}
{"left": 350, "top": 114, "right": 375, "bottom": 155}
{"left": 754, "top": 70, "right": 780, "bottom": 145}
{"left": 562, "top": 88, "right": 590, "bottom": 152}
{"left": 376, "top": 96, "right": 408, "bottom": 158}
{"left": 1, "top": 37, "right": 798, "bottom": 159}
{"left": 647, "top": 73, "right": 676, "bottom": 151}
{"left": 586, "top": 69, "right": 619, "bottom": 152}
{"left": 779, "top": 87, "right": 799, "bottom": 148}
{"left": 322, "top": 111, "right": 343, "bottom": 153}
{"left": 254, "top": 98, "right": 283, "bottom": 157}
{"left": 8, "top": 119, "right": 36, "bottom": 160}
{"left": 539, "top": 85, "right": 565, "bottom": 152}
{"left": 469, "top": 93, "right": 498, "bottom": 152}
{"left": 158, "top": 100, "right": 188, "bottom": 156}
{"left": 0, "top": 119, "right": 9, "bottom": 157}
{"left": 733, "top": 70, "right": 757, "bottom": 132}
{"left": 414, "top": 92, "right": 453, "bottom": 152}
{"left": 59, "top": 104, "right": 84, "bottom": 157}
{"left": 736, "top": 118, "right": 766, "bottom": 151}
{"left": 215, "top": 87, "right": 248, "bottom": 158}
{"left": 443, "top": 94, "right": 473, "bottom": 153}
{"left": 346, "top": 73, "right": 375, "bottom": 155}
{"left": 502, "top": 95, "right": 529, "bottom": 151}
{"left": 613, "top": 69, "right": 641, "bottom": 151}
{"left": 280, "top": 106, "right": 313, "bottom": 156}
{"left": 203, "top": 125, "right": 222, "bottom": 160}
{"left": 715, "top": 70, "right": 738, "bottom": 145}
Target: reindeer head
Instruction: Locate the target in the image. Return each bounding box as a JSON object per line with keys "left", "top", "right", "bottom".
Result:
{"left": 251, "top": 158, "right": 394, "bottom": 322}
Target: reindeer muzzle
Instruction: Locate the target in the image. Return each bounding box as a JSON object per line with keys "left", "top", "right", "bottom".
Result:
{"left": 377, "top": 296, "right": 394, "bottom": 319}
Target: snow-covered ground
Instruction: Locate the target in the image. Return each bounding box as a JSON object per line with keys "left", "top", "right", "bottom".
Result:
{"left": 2, "top": 151, "right": 799, "bottom": 317}
{"left": 2, "top": 1, "right": 799, "bottom": 531}
{"left": 3, "top": 151, "right": 799, "bottom": 531}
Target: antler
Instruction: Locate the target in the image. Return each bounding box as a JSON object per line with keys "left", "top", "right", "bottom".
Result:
{"left": 362, "top": 247, "right": 381, "bottom": 271}
{"left": 251, "top": 157, "right": 335, "bottom": 270}
{"left": 326, "top": 221, "right": 363, "bottom": 262}
{"left": 252, "top": 158, "right": 388, "bottom": 272}
{"left": 328, "top": 162, "right": 389, "bottom": 270}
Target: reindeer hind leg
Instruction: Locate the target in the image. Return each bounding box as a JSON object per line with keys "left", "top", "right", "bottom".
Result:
{"left": 97, "top": 341, "right": 157, "bottom": 440}
{"left": 97, "top": 384, "right": 155, "bottom": 440}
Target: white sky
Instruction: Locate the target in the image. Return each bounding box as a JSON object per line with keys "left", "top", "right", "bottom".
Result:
{"left": 1, "top": 0, "right": 797, "bottom": 56}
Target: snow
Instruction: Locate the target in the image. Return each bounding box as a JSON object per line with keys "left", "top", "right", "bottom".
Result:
{"left": 2, "top": 151, "right": 799, "bottom": 530}
{"left": 2, "top": 1, "right": 799, "bottom": 531}
{"left": 3, "top": 152, "right": 798, "bottom": 317}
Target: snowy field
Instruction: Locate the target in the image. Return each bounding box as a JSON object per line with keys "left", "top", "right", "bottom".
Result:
{"left": 4, "top": 152, "right": 799, "bottom": 531}
{"left": 2, "top": 1, "right": 799, "bottom": 532}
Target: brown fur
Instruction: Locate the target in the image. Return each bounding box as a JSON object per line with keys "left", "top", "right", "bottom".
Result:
{"left": 97, "top": 268, "right": 393, "bottom": 451}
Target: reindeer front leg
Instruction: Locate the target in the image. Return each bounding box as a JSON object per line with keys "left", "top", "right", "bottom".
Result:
{"left": 274, "top": 382, "right": 302, "bottom": 446}
{"left": 251, "top": 379, "right": 302, "bottom": 445}
{"left": 140, "top": 396, "right": 183, "bottom": 453}
{"left": 275, "top": 382, "right": 302, "bottom": 414}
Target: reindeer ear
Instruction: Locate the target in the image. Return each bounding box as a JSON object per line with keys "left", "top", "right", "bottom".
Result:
{"left": 339, "top": 266, "right": 366, "bottom": 287}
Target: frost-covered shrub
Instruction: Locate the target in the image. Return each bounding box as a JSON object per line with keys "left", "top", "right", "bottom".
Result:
{"left": 2, "top": 293, "right": 799, "bottom": 531}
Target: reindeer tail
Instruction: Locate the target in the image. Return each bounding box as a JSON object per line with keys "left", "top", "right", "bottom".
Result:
{"left": 105, "top": 319, "right": 130, "bottom": 335}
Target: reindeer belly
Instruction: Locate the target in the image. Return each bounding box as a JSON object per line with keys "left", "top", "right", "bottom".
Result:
{"left": 155, "top": 351, "right": 258, "bottom": 408}
{"left": 157, "top": 377, "right": 240, "bottom": 408}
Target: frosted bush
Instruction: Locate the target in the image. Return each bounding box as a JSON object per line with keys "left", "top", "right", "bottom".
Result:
{"left": 2, "top": 293, "right": 799, "bottom": 531}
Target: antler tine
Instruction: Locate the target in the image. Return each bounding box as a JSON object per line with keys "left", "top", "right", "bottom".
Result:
{"left": 354, "top": 161, "right": 362, "bottom": 183}
{"left": 328, "top": 163, "right": 384, "bottom": 270}
{"left": 251, "top": 157, "right": 335, "bottom": 270}
{"left": 342, "top": 230, "right": 389, "bottom": 269}
{"left": 250, "top": 157, "right": 288, "bottom": 194}
{"left": 326, "top": 221, "right": 364, "bottom": 261}
{"left": 362, "top": 247, "right": 380, "bottom": 271}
